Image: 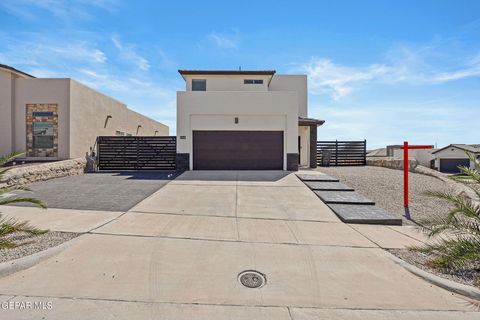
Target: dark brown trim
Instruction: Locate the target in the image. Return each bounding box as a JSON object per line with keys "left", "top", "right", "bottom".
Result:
{"left": 299, "top": 117, "right": 325, "bottom": 126}
{"left": 178, "top": 70, "right": 276, "bottom": 76}
{"left": 0, "top": 64, "right": 35, "bottom": 78}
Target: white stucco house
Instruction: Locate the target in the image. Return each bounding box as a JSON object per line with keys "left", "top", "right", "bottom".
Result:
{"left": 176, "top": 70, "right": 324, "bottom": 171}
{"left": 432, "top": 144, "right": 480, "bottom": 173}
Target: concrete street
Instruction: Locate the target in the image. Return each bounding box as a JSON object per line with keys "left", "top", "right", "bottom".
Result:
{"left": 0, "top": 171, "right": 478, "bottom": 319}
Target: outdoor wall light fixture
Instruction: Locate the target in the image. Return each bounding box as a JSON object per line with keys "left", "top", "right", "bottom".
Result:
{"left": 104, "top": 115, "right": 112, "bottom": 128}
{"left": 235, "top": 117, "right": 239, "bottom": 124}
{"left": 136, "top": 125, "right": 142, "bottom": 135}
{"left": 154, "top": 130, "right": 158, "bottom": 136}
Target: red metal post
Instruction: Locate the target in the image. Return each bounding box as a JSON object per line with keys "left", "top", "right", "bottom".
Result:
{"left": 400, "top": 143, "right": 432, "bottom": 220}
{"left": 403, "top": 141, "right": 409, "bottom": 209}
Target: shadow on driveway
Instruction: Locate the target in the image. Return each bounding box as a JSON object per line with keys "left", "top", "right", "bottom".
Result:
{"left": 12, "top": 171, "right": 181, "bottom": 212}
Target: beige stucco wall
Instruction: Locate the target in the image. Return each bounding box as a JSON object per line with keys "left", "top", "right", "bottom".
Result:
{"left": 270, "top": 75, "right": 308, "bottom": 118}
{"left": 14, "top": 78, "right": 71, "bottom": 159}
{"left": 393, "top": 148, "right": 435, "bottom": 167}
{"left": 298, "top": 126, "right": 310, "bottom": 167}
{"left": 177, "top": 91, "right": 299, "bottom": 170}
{"left": 0, "top": 70, "right": 14, "bottom": 156}
{"left": 69, "top": 80, "right": 169, "bottom": 159}
{"left": 2, "top": 71, "right": 169, "bottom": 160}
{"left": 183, "top": 74, "right": 270, "bottom": 92}
{"left": 434, "top": 146, "right": 476, "bottom": 170}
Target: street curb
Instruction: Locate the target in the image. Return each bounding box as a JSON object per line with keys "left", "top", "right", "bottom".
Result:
{"left": 388, "top": 252, "right": 480, "bottom": 301}
{"left": 0, "top": 234, "right": 87, "bottom": 278}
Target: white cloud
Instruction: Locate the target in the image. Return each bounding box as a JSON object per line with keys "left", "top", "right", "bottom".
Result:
{"left": 0, "top": 35, "right": 107, "bottom": 68}
{"left": 295, "top": 49, "right": 480, "bottom": 100}
{"left": 297, "top": 58, "right": 393, "bottom": 99}
{"left": 0, "top": 0, "right": 119, "bottom": 20}
{"left": 111, "top": 35, "right": 150, "bottom": 71}
{"left": 207, "top": 31, "right": 240, "bottom": 49}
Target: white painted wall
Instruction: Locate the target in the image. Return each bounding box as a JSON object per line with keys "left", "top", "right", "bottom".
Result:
{"left": 177, "top": 91, "right": 299, "bottom": 170}
{"left": 433, "top": 146, "right": 477, "bottom": 170}
{"left": 270, "top": 75, "right": 308, "bottom": 118}
{"left": 183, "top": 74, "right": 270, "bottom": 92}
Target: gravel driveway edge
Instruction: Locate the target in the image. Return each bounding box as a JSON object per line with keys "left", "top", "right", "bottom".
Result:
{"left": 387, "top": 250, "right": 480, "bottom": 300}
{"left": 0, "top": 234, "right": 86, "bottom": 278}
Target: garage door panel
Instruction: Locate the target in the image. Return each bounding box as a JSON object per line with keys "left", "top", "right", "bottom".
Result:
{"left": 440, "top": 158, "right": 470, "bottom": 173}
{"left": 193, "top": 131, "right": 283, "bottom": 170}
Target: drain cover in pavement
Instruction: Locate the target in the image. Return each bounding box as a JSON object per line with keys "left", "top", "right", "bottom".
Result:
{"left": 295, "top": 173, "right": 339, "bottom": 182}
{"left": 238, "top": 270, "right": 266, "bottom": 288}
{"left": 314, "top": 191, "right": 375, "bottom": 205}
{"left": 304, "top": 181, "right": 354, "bottom": 191}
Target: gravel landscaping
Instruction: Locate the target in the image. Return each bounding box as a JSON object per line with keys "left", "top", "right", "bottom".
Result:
{"left": 389, "top": 248, "right": 479, "bottom": 288}
{"left": 317, "top": 165, "right": 480, "bottom": 289}
{"left": 0, "top": 231, "right": 78, "bottom": 263}
{"left": 317, "top": 166, "right": 456, "bottom": 225}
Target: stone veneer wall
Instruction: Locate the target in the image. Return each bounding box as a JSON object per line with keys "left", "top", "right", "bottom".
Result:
{"left": 309, "top": 124, "right": 317, "bottom": 168}
{"left": 287, "top": 153, "right": 299, "bottom": 171}
{"left": 26, "top": 104, "right": 58, "bottom": 157}
{"left": 0, "top": 158, "right": 86, "bottom": 188}
{"left": 366, "top": 157, "right": 418, "bottom": 172}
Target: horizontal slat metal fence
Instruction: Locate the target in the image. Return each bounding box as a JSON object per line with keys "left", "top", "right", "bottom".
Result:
{"left": 97, "top": 136, "right": 176, "bottom": 171}
{"left": 317, "top": 140, "right": 366, "bottom": 166}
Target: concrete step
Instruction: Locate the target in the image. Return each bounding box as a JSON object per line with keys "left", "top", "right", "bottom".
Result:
{"left": 303, "top": 181, "right": 354, "bottom": 191}
{"left": 314, "top": 191, "right": 375, "bottom": 205}
{"left": 295, "top": 173, "right": 340, "bottom": 182}
{"left": 328, "top": 204, "right": 402, "bottom": 225}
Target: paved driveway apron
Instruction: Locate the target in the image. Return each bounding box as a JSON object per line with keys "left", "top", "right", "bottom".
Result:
{"left": 10, "top": 171, "right": 178, "bottom": 212}
{"left": 0, "top": 171, "right": 477, "bottom": 319}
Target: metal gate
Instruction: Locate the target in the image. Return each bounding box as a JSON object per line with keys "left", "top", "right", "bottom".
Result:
{"left": 317, "top": 140, "right": 367, "bottom": 166}
{"left": 96, "top": 136, "right": 176, "bottom": 171}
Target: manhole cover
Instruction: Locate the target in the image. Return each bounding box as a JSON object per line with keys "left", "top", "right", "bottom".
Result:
{"left": 238, "top": 270, "right": 266, "bottom": 288}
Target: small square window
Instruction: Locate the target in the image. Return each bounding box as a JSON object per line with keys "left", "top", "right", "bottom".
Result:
{"left": 244, "top": 79, "right": 263, "bottom": 84}
{"left": 192, "top": 79, "right": 206, "bottom": 91}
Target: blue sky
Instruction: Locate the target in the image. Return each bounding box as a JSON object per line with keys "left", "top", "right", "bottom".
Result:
{"left": 0, "top": 0, "right": 479, "bottom": 149}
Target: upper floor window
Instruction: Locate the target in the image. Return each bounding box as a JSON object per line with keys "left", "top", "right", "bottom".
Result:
{"left": 192, "top": 79, "right": 206, "bottom": 91}
{"left": 244, "top": 79, "right": 263, "bottom": 84}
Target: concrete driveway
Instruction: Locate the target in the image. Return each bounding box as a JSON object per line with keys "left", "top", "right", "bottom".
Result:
{"left": 0, "top": 171, "right": 477, "bottom": 319}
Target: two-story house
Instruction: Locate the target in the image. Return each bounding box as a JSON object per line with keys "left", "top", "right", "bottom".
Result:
{"left": 176, "top": 70, "right": 324, "bottom": 171}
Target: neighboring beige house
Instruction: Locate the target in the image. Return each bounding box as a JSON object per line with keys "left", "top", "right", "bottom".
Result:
{"left": 176, "top": 70, "right": 324, "bottom": 171}
{"left": 432, "top": 144, "right": 480, "bottom": 173}
{"left": 0, "top": 64, "right": 168, "bottom": 160}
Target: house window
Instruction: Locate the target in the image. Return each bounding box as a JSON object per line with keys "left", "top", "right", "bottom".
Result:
{"left": 192, "top": 79, "right": 206, "bottom": 91}
{"left": 244, "top": 79, "right": 263, "bottom": 84}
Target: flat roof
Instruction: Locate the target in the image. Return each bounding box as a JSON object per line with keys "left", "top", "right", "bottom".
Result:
{"left": 0, "top": 63, "right": 35, "bottom": 78}
{"left": 178, "top": 70, "right": 276, "bottom": 76}
{"left": 299, "top": 117, "right": 325, "bottom": 126}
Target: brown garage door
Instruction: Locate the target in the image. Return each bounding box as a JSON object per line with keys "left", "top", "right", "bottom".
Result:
{"left": 193, "top": 131, "right": 283, "bottom": 170}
